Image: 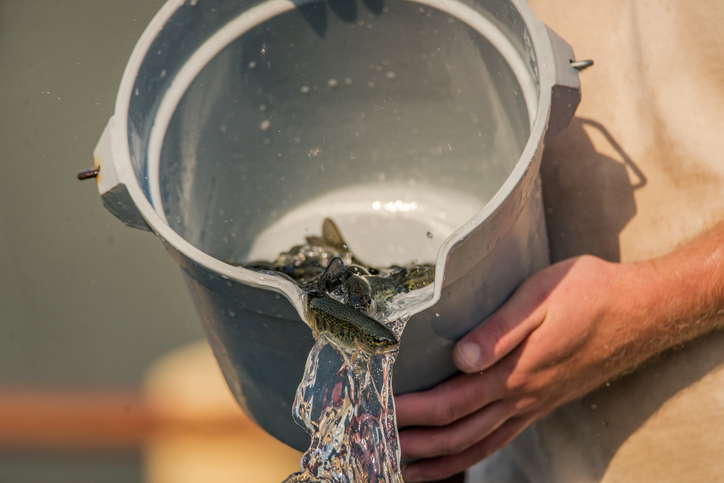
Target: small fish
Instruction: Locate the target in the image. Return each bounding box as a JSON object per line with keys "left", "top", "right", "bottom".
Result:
{"left": 241, "top": 244, "right": 350, "bottom": 284}
{"left": 307, "top": 290, "right": 398, "bottom": 355}
{"left": 307, "top": 257, "right": 346, "bottom": 293}
{"left": 366, "top": 275, "right": 406, "bottom": 305}
{"left": 321, "top": 218, "right": 370, "bottom": 268}
{"left": 399, "top": 264, "right": 436, "bottom": 291}
{"left": 344, "top": 273, "right": 376, "bottom": 315}
{"left": 321, "top": 218, "right": 348, "bottom": 251}
{"left": 345, "top": 264, "right": 371, "bottom": 277}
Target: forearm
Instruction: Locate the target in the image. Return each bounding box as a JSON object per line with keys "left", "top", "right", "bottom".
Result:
{"left": 614, "top": 221, "right": 724, "bottom": 369}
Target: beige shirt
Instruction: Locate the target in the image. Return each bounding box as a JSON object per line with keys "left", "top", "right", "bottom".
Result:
{"left": 471, "top": 1, "right": 724, "bottom": 481}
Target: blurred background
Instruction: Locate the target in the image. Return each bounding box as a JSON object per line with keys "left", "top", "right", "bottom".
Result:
{"left": 0, "top": 1, "right": 301, "bottom": 481}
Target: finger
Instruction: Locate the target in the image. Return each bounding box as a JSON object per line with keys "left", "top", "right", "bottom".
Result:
{"left": 453, "top": 277, "right": 551, "bottom": 373}
{"left": 401, "top": 416, "right": 531, "bottom": 482}
{"left": 395, "top": 371, "right": 505, "bottom": 428}
{"left": 399, "top": 400, "right": 510, "bottom": 459}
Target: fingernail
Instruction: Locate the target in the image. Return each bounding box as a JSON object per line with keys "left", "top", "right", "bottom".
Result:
{"left": 455, "top": 341, "right": 481, "bottom": 372}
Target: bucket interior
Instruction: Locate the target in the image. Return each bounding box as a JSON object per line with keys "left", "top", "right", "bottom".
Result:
{"left": 128, "top": 0, "right": 538, "bottom": 268}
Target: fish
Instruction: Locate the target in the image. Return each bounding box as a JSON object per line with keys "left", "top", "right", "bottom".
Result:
{"left": 306, "top": 290, "right": 398, "bottom": 355}
{"left": 307, "top": 256, "right": 346, "bottom": 293}
{"left": 321, "top": 218, "right": 348, "bottom": 251}
{"left": 343, "top": 273, "right": 376, "bottom": 315}
{"left": 233, "top": 219, "right": 434, "bottom": 359}
{"left": 398, "top": 264, "right": 436, "bottom": 291}
{"left": 366, "top": 275, "right": 405, "bottom": 305}
{"left": 321, "top": 218, "right": 371, "bottom": 269}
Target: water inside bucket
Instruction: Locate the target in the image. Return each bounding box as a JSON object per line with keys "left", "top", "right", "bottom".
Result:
{"left": 247, "top": 182, "right": 485, "bottom": 268}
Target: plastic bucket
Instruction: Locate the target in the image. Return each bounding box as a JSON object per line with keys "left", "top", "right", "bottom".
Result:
{"left": 93, "top": 0, "right": 581, "bottom": 450}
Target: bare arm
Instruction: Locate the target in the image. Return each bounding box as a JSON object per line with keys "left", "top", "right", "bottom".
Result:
{"left": 395, "top": 221, "right": 724, "bottom": 482}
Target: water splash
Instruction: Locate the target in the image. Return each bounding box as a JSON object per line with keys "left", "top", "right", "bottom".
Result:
{"left": 283, "top": 337, "right": 403, "bottom": 483}
{"left": 284, "top": 287, "right": 432, "bottom": 483}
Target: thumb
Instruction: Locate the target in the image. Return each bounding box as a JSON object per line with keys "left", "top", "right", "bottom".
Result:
{"left": 452, "top": 283, "right": 549, "bottom": 373}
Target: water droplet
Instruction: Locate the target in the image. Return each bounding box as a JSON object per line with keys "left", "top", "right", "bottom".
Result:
{"left": 219, "top": 124, "right": 227, "bottom": 133}
{"left": 160, "top": 69, "right": 167, "bottom": 79}
{"left": 427, "top": 232, "right": 433, "bottom": 239}
{"left": 367, "top": 81, "right": 376, "bottom": 88}
{"left": 327, "top": 78, "right": 338, "bottom": 88}
{"left": 259, "top": 104, "right": 266, "bottom": 111}
{"left": 344, "top": 77, "right": 353, "bottom": 85}
{"left": 134, "top": 88, "right": 139, "bottom": 96}
{"left": 228, "top": 310, "right": 236, "bottom": 318}
{"left": 300, "top": 85, "right": 311, "bottom": 94}
{"left": 248, "top": 60, "right": 257, "bottom": 69}
{"left": 386, "top": 71, "right": 397, "bottom": 81}
{"left": 190, "top": 0, "right": 198, "bottom": 5}
{"left": 435, "top": 312, "right": 440, "bottom": 317}
{"left": 260, "top": 119, "right": 271, "bottom": 131}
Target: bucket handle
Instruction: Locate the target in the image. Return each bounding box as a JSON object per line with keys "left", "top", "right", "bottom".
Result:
{"left": 544, "top": 26, "right": 584, "bottom": 143}
{"left": 91, "top": 117, "right": 152, "bottom": 232}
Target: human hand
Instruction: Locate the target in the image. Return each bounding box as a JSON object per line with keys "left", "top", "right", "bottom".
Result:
{"left": 395, "top": 255, "right": 657, "bottom": 482}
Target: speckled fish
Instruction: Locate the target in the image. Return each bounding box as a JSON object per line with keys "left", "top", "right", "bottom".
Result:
{"left": 364, "top": 264, "right": 435, "bottom": 305}
{"left": 306, "top": 290, "right": 398, "bottom": 355}
{"left": 398, "top": 264, "right": 436, "bottom": 291}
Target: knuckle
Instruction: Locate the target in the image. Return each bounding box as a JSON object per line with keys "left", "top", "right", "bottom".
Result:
{"left": 475, "top": 314, "right": 511, "bottom": 356}
{"left": 430, "top": 401, "right": 459, "bottom": 426}
{"left": 437, "top": 432, "right": 471, "bottom": 456}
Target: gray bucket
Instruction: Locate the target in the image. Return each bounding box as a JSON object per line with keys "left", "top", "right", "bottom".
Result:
{"left": 92, "top": 0, "right": 581, "bottom": 451}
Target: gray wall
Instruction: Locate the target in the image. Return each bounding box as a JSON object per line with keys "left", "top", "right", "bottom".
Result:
{"left": 0, "top": 0, "right": 204, "bottom": 384}
{"left": 0, "top": 1, "right": 205, "bottom": 480}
